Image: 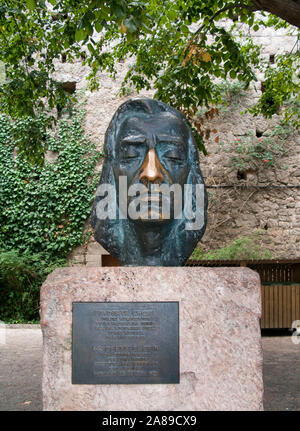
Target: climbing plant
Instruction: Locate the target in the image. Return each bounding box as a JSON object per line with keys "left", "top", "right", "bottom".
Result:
{"left": 0, "top": 108, "right": 102, "bottom": 322}
{"left": 0, "top": 109, "right": 103, "bottom": 258}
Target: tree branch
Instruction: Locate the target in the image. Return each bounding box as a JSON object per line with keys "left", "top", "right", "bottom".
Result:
{"left": 251, "top": 0, "right": 300, "bottom": 28}
{"left": 193, "top": 3, "right": 258, "bottom": 39}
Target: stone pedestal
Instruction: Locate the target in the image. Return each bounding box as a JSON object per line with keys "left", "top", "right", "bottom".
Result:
{"left": 41, "top": 266, "right": 263, "bottom": 411}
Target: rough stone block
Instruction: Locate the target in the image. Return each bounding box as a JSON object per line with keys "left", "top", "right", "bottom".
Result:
{"left": 87, "top": 242, "right": 109, "bottom": 255}
{"left": 41, "top": 266, "right": 263, "bottom": 411}
{"left": 85, "top": 254, "right": 102, "bottom": 264}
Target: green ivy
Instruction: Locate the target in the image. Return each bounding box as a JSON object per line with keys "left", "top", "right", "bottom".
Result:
{"left": 0, "top": 108, "right": 102, "bottom": 322}
{"left": 0, "top": 109, "right": 103, "bottom": 259}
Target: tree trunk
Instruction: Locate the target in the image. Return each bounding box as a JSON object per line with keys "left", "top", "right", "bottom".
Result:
{"left": 251, "top": 0, "right": 300, "bottom": 28}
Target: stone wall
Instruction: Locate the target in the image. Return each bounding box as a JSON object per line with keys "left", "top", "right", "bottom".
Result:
{"left": 197, "top": 95, "right": 300, "bottom": 258}
{"left": 50, "top": 23, "right": 299, "bottom": 264}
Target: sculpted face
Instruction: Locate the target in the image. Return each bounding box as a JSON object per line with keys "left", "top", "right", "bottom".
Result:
{"left": 113, "top": 112, "right": 190, "bottom": 222}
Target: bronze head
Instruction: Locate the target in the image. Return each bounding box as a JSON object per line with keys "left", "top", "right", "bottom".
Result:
{"left": 91, "top": 98, "right": 207, "bottom": 266}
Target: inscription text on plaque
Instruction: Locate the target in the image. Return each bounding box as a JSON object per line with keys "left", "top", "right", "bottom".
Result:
{"left": 72, "top": 302, "right": 179, "bottom": 384}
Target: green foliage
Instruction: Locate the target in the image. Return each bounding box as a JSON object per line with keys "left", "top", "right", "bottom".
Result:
{"left": 196, "top": 79, "right": 247, "bottom": 116}
{"left": 0, "top": 1, "right": 72, "bottom": 118}
{"left": 0, "top": 249, "right": 65, "bottom": 322}
{"left": 191, "top": 231, "right": 273, "bottom": 260}
{"left": 0, "top": 61, "right": 5, "bottom": 83}
{"left": 228, "top": 123, "right": 293, "bottom": 171}
{"left": 0, "top": 1, "right": 299, "bottom": 159}
{"left": 218, "top": 79, "right": 247, "bottom": 103}
{"left": 218, "top": 79, "right": 248, "bottom": 114}
{"left": 0, "top": 109, "right": 103, "bottom": 258}
{"left": 11, "top": 114, "right": 49, "bottom": 166}
{"left": 0, "top": 108, "right": 102, "bottom": 322}
{"left": 249, "top": 54, "right": 300, "bottom": 128}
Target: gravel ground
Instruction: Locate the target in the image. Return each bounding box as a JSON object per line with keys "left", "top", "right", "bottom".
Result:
{"left": 0, "top": 326, "right": 299, "bottom": 411}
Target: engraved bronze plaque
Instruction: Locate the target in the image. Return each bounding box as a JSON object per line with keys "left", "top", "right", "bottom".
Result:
{"left": 72, "top": 302, "right": 179, "bottom": 384}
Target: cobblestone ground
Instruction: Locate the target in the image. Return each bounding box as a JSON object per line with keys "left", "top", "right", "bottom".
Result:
{"left": 0, "top": 326, "right": 43, "bottom": 411}
{"left": 262, "top": 332, "right": 300, "bottom": 411}
{"left": 0, "top": 326, "right": 299, "bottom": 411}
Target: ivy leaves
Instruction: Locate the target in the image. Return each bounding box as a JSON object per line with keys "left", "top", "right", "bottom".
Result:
{"left": 0, "top": 110, "right": 103, "bottom": 259}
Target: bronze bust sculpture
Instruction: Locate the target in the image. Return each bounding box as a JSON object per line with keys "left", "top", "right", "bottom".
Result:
{"left": 91, "top": 98, "right": 207, "bottom": 266}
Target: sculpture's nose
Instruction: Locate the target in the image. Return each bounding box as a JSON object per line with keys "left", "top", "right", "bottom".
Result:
{"left": 139, "top": 149, "right": 164, "bottom": 184}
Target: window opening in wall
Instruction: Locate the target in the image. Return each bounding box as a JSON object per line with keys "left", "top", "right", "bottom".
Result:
{"left": 237, "top": 170, "right": 247, "bottom": 180}
{"left": 269, "top": 54, "right": 275, "bottom": 64}
{"left": 61, "top": 81, "right": 76, "bottom": 94}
